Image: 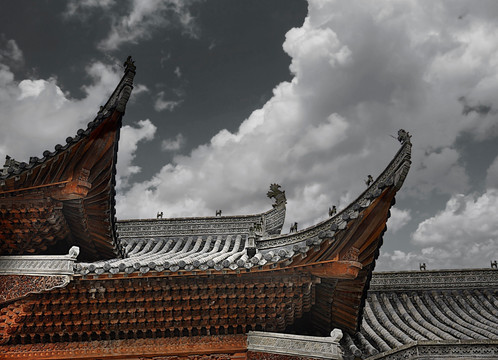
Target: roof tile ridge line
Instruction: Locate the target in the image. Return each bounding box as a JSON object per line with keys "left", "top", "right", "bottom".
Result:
{"left": 127, "top": 239, "right": 165, "bottom": 260}
{"left": 213, "top": 235, "right": 242, "bottom": 264}
{"left": 363, "top": 301, "right": 404, "bottom": 348}
{"left": 444, "top": 292, "right": 497, "bottom": 338}
{"left": 183, "top": 236, "right": 214, "bottom": 265}
{"left": 193, "top": 235, "right": 224, "bottom": 265}
{"left": 257, "top": 139, "right": 412, "bottom": 246}
{"left": 161, "top": 237, "right": 198, "bottom": 263}
{"left": 424, "top": 292, "right": 486, "bottom": 340}
{"left": 474, "top": 289, "right": 498, "bottom": 317}
{"left": 361, "top": 317, "right": 391, "bottom": 353}
{"left": 424, "top": 293, "right": 474, "bottom": 340}
{"left": 392, "top": 292, "right": 441, "bottom": 341}
{"left": 462, "top": 290, "right": 498, "bottom": 323}
{"left": 355, "top": 331, "right": 379, "bottom": 357}
{"left": 107, "top": 239, "right": 175, "bottom": 271}
{"left": 126, "top": 238, "right": 174, "bottom": 263}
{"left": 452, "top": 290, "right": 498, "bottom": 336}
{"left": 400, "top": 293, "right": 452, "bottom": 341}
{"left": 167, "top": 237, "right": 205, "bottom": 266}
{"left": 411, "top": 292, "right": 463, "bottom": 340}
{"left": 117, "top": 212, "right": 265, "bottom": 223}
{"left": 379, "top": 293, "right": 427, "bottom": 341}
{"left": 1, "top": 57, "right": 136, "bottom": 181}
{"left": 370, "top": 293, "right": 415, "bottom": 343}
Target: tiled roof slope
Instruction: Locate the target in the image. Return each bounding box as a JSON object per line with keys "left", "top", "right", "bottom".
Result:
{"left": 343, "top": 269, "right": 498, "bottom": 359}
{"left": 75, "top": 136, "right": 411, "bottom": 277}
{"left": 0, "top": 57, "right": 136, "bottom": 260}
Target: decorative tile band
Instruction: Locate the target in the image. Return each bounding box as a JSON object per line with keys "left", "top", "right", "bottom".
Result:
{"left": 367, "top": 340, "right": 498, "bottom": 360}
{"left": 0, "top": 246, "right": 79, "bottom": 276}
{"left": 369, "top": 269, "right": 498, "bottom": 291}
{"left": 247, "top": 330, "right": 343, "bottom": 360}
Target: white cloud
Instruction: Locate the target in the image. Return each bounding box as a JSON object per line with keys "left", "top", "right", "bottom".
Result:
{"left": 409, "top": 191, "right": 498, "bottom": 268}
{"left": 65, "top": 0, "right": 115, "bottom": 17}
{"left": 413, "top": 192, "right": 498, "bottom": 245}
{"left": 386, "top": 208, "right": 411, "bottom": 234}
{"left": 486, "top": 155, "right": 498, "bottom": 189}
{"left": 0, "top": 38, "right": 23, "bottom": 65}
{"left": 409, "top": 147, "right": 469, "bottom": 197}
{"left": 154, "top": 90, "right": 182, "bottom": 112}
{"left": 174, "top": 66, "right": 182, "bottom": 78}
{"left": 0, "top": 59, "right": 123, "bottom": 163}
{"left": 95, "top": 0, "right": 200, "bottom": 52}
{"left": 118, "top": 0, "right": 498, "bottom": 234}
{"left": 376, "top": 250, "right": 421, "bottom": 272}
{"left": 116, "top": 120, "right": 157, "bottom": 189}
{"left": 161, "top": 133, "right": 185, "bottom": 151}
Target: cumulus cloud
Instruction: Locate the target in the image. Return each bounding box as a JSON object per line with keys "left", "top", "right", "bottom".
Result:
{"left": 386, "top": 208, "right": 411, "bottom": 234}
{"left": 94, "top": 0, "right": 200, "bottom": 51}
{"left": 0, "top": 40, "right": 151, "bottom": 187}
{"left": 486, "top": 155, "right": 498, "bottom": 189}
{"left": 378, "top": 189, "right": 498, "bottom": 270}
{"left": 117, "top": 0, "right": 498, "bottom": 231}
{"left": 409, "top": 147, "right": 469, "bottom": 196}
{"left": 410, "top": 191, "right": 498, "bottom": 268}
{"left": 154, "top": 90, "right": 183, "bottom": 112}
{"left": 376, "top": 250, "right": 421, "bottom": 272}
{"left": 0, "top": 59, "right": 123, "bottom": 163}
{"left": 174, "top": 66, "right": 182, "bottom": 78}
{"left": 116, "top": 120, "right": 157, "bottom": 190}
{"left": 65, "top": 0, "right": 115, "bottom": 17}
{"left": 0, "top": 37, "right": 23, "bottom": 66}
{"left": 161, "top": 133, "right": 185, "bottom": 151}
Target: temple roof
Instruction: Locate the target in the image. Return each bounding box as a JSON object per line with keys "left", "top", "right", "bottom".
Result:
{"left": 343, "top": 268, "right": 498, "bottom": 359}
{"left": 0, "top": 57, "right": 136, "bottom": 261}
{"left": 0, "top": 57, "right": 416, "bottom": 347}
{"left": 74, "top": 137, "right": 411, "bottom": 279}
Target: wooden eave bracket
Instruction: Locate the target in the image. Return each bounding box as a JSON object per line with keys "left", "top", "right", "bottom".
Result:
{"left": 51, "top": 169, "right": 92, "bottom": 201}
{"left": 305, "top": 260, "right": 363, "bottom": 279}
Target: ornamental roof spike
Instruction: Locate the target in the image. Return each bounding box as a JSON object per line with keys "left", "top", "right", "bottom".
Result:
{"left": 267, "top": 183, "right": 287, "bottom": 209}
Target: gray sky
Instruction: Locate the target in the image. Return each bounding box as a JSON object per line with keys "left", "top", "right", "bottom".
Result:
{"left": 1, "top": 0, "right": 497, "bottom": 271}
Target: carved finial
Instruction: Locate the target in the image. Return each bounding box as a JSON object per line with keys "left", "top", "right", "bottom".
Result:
{"left": 216, "top": 210, "right": 222, "bottom": 217}
{"left": 68, "top": 246, "right": 80, "bottom": 259}
{"left": 491, "top": 260, "right": 497, "bottom": 269}
{"left": 330, "top": 328, "right": 343, "bottom": 342}
{"left": 289, "top": 222, "right": 298, "bottom": 233}
{"left": 419, "top": 263, "right": 426, "bottom": 271}
{"left": 157, "top": 211, "right": 163, "bottom": 219}
{"left": 397, "top": 129, "right": 412, "bottom": 144}
{"left": 328, "top": 205, "right": 337, "bottom": 217}
{"left": 267, "top": 183, "right": 287, "bottom": 208}
{"left": 365, "top": 175, "right": 374, "bottom": 186}
{"left": 123, "top": 56, "right": 136, "bottom": 73}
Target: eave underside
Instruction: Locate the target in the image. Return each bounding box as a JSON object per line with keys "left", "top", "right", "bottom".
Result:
{"left": 0, "top": 110, "right": 123, "bottom": 260}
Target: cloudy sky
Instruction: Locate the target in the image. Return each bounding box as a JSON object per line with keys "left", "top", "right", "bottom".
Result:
{"left": 1, "top": 0, "right": 497, "bottom": 271}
